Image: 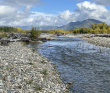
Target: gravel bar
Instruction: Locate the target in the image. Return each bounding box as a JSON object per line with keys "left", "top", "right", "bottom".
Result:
{"left": 0, "top": 42, "right": 71, "bottom": 93}
{"left": 81, "top": 36, "right": 110, "bottom": 48}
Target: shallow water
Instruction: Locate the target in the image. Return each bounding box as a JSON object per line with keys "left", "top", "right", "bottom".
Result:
{"left": 27, "top": 37, "right": 110, "bottom": 93}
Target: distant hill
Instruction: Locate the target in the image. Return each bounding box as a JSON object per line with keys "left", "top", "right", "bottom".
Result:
{"left": 18, "top": 26, "right": 58, "bottom": 30}
{"left": 57, "top": 19, "right": 103, "bottom": 30}
{"left": 18, "top": 19, "right": 103, "bottom": 30}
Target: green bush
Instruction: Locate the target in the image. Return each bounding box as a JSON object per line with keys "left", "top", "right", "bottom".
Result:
{"left": 28, "top": 62, "right": 33, "bottom": 65}
{"left": 30, "top": 27, "right": 40, "bottom": 39}
{"left": 26, "top": 79, "right": 33, "bottom": 85}
{"left": 41, "top": 69, "right": 48, "bottom": 75}
{"left": 35, "top": 84, "right": 42, "bottom": 91}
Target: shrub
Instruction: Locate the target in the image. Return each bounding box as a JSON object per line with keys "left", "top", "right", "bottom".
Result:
{"left": 26, "top": 79, "right": 33, "bottom": 85}
{"left": 35, "top": 84, "right": 42, "bottom": 91}
{"left": 41, "top": 69, "right": 48, "bottom": 75}
{"left": 0, "top": 33, "right": 8, "bottom": 37}
{"left": 28, "top": 62, "right": 33, "bottom": 65}
{"left": 30, "top": 27, "right": 40, "bottom": 39}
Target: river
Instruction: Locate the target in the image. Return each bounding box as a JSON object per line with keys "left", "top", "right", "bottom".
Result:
{"left": 27, "top": 37, "right": 110, "bottom": 93}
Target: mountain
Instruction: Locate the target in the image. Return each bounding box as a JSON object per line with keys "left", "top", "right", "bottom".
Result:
{"left": 18, "top": 26, "right": 58, "bottom": 30}
{"left": 18, "top": 26, "right": 32, "bottom": 30}
{"left": 38, "top": 26, "right": 58, "bottom": 30}
{"left": 19, "top": 19, "right": 103, "bottom": 30}
{"left": 57, "top": 19, "right": 103, "bottom": 30}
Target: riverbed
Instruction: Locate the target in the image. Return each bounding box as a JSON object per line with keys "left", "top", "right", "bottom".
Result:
{"left": 27, "top": 37, "right": 110, "bottom": 93}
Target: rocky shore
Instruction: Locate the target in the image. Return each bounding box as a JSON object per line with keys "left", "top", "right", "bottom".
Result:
{"left": 0, "top": 42, "right": 71, "bottom": 93}
{"left": 81, "top": 36, "right": 110, "bottom": 48}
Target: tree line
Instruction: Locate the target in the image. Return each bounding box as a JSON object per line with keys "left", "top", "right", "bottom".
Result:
{"left": 0, "top": 26, "right": 26, "bottom": 33}
{"left": 1, "top": 22, "right": 110, "bottom": 35}
{"left": 71, "top": 23, "right": 110, "bottom": 34}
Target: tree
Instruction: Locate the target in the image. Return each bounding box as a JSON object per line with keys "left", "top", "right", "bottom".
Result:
{"left": 107, "top": 27, "right": 110, "bottom": 33}
{"left": 16, "top": 27, "right": 22, "bottom": 32}
{"left": 91, "top": 24, "right": 96, "bottom": 30}
{"left": 30, "top": 27, "right": 40, "bottom": 39}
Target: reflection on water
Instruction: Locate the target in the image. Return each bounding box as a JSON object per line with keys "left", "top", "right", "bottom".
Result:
{"left": 27, "top": 37, "right": 110, "bottom": 93}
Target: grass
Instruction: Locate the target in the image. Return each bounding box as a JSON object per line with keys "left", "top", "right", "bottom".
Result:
{"left": 28, "top": 62, "right": 33, "bottom": 65}
{"left": 6, "top": 67, "right": 9, "bottom": 70}
{"left": 0, "top": 33, "right": 8, "bottom": 37}
{"left": 35, "top": 84, "right": 42, "bottom": 91}
{"left": 26, "top": 79, "right": 33, "bottom": 85}
{"left": 41, "top": 69, "right": 48, "bottom": 75}
{"left": 32, "top": 48, "right": 36, "bottom": 52}
{"left": 40, "top": 60, "right": 46, "bottom": 64}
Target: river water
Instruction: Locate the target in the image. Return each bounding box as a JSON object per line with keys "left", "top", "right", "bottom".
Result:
{"left": 27, "top": 37, "right": 110, "bottom": 93}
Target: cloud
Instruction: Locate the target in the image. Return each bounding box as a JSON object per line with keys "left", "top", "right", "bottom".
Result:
{"left": 32, "top": 10, "right": 74, "bottom": 26}
{"left": 0, "top": 6, "right": 17, "bottom": 17}
{"left": 0, "top": 0, "right": 110, "bottom": 27}
{"left": 92, "top": 0, "right": 110, "bottom": 5}
{"left": 0, "top": 0, "right": 44, "bottom": 12}
{"left": 0, "top": 0, "right": 43, "bottom": 7}
{"left": 59, "top": 10, "right": 73, "bottom": 20}
{"left": 75, "top": 1, "right": 108, "bottom": 21}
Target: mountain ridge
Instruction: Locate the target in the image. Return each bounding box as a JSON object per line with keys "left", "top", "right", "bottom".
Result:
{"left": 57, "top": 19, "right": 103, "bottom": 30}
{"left": 17, "top": 19, "right": 103, "bottom": 30}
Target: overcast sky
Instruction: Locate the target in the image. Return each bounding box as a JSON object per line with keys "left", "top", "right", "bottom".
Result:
{"left": 0, "top": 0, "right": 110, "bottom": 27}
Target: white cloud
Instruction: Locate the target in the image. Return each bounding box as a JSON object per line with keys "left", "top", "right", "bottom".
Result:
{"left": 59, "top": 10, "right": 73, "bottom": 20}
{"left": 0, "top": 6, "right": 17, "bottom": 17}
{"left": 0, "top": 0, "right": 110, "bottom": 27}
{"left": 77, "top": 1, "right": 107, "bottom": 12}
{"left": 92, "top": 0, "right": 110, "bottom": 5}
{"left": 75, "top": 1, "right": 108, "bottom": 21}
{"left": 31, "top": 12, "right": 54, "bottom": 17}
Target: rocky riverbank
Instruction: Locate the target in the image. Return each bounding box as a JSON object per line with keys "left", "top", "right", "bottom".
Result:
{"left": 81, "top": 36, "right": 110, "bottom": 48}
{"left": 0, "top": 42, "right": 71, "bottom": 93}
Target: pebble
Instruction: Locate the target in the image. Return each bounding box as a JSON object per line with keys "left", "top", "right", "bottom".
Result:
{"left": 82, "top": 37, "right": 110, "bottom": 48}
{"left": 0, "top": 42, "right": 71, "bottom": 93}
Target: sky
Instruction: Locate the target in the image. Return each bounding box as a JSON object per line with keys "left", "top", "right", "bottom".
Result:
{"left": 0, "top": 0, "right": 110, "bottom": 27}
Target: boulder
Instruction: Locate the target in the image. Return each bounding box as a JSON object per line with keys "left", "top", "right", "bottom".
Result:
{"left": 39, "top": 38, "right": 47, "bottom": 42}
{"left": 1, "top": 40, "right": 10, "bottom": 46}
{"left": 21, "top": 37, "right": 31, "bottom": 43}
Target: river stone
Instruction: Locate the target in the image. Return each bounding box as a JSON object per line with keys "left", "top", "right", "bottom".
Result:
{"left": 1, "top": 40, "right": 10, "bottom": 46}
{"left": 0, "top": 42, "right": 71, "bottom": 93}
